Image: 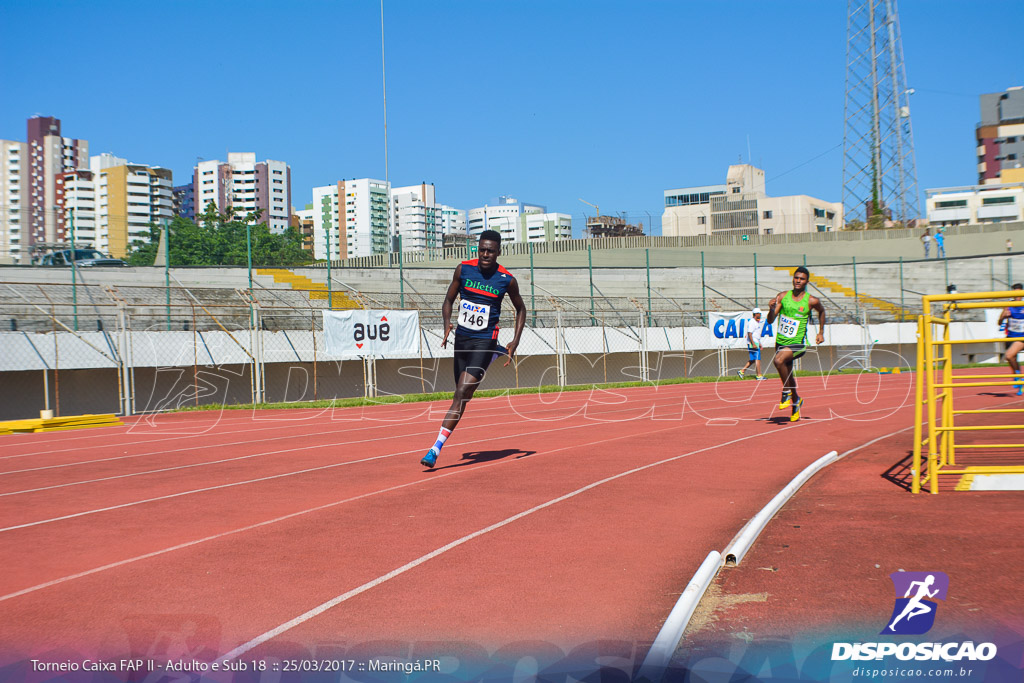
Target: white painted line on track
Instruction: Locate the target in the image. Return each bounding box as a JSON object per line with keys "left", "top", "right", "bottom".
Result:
{"left": 1, "top": 398, "right": 926, "bottom": 609}
{"left": 0, "top": 417, "right": 629, "bottom": 531}
{"left": 638, "top": 422, "right": 920, "bottom": 682}
{"left": 0, "top": 417, "right": 734, "bottom": 603}
{"left": 0, "top": 380, "right": 914, "bottom": 495}
{"left": 216, "top": 421, "right": 819, "bottom": 662}
{"left": 0, "top": 383, "right": 705, "bottom": 465}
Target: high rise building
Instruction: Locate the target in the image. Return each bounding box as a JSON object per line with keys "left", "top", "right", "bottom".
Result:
{"left": 90, "top": 154, "right": 173, "bottom": 258}
{"left": 193, "top": 153, "right": 291, "bottom": 232}
{"left": 312, "top": 179, "right": 391, "bottom": 260}
{"left": 173, "top": 182, "right": 195, "bottom": 220}
{"left": 26, "top": 116, "right": 88, "bottom": 247}
{"left": 392, "top": 183, "right": 437, "bottom": 251}
{"left": 0, "top": 139, "right": 27, "bottom": 263}
{"left": 977, "top": 86, "right": 1024, "bottom": 185}
{"left": 55, "top": 169, "right": 97, "bottom": 249}
{"left": 438, "top": 205, "right": 467, "bottom": 241}
{"left": 292, "top": 205, "right": 314, "bottom": 253}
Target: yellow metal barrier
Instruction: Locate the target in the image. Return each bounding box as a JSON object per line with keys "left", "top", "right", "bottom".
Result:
{"left": 913, "top": 290, "right": 1024, "bottom": 493}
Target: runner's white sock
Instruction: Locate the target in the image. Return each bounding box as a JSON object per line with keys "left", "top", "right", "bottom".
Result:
{"left": 433, "top": 428, "right": 452, "bottom": 452}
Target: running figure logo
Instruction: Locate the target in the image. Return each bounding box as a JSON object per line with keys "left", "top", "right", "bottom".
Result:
{"left": 881, "top": 571, "right": 949, "bottom": 635}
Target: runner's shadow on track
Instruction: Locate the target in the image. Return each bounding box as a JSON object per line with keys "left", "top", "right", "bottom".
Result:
{"left": 881, "top": 451, "right": 914, "bottom": 491}
{"left": 761, "top": 416, "right": 807, "bottom": 424}
{"left": 979, "top": 392, "right": 1017, "bottom": 397}
{"left": 432, "top": 448, "right": 537, "bottom": 471}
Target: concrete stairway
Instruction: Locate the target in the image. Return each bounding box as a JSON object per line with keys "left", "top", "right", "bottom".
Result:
{"left": 256, "top": 268, "right": 363, "bottom": 309}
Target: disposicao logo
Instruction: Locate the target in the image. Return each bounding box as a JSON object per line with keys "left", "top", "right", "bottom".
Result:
{"left": 882, "top": 571, "right": 947, "bottom": 635}
{"left": 831, "top": 571, "right": 998, "bottom": 662}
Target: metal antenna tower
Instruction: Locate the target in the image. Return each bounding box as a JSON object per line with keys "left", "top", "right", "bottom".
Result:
{"left": 842, "top": 0, "right": 920, "bottom": 227}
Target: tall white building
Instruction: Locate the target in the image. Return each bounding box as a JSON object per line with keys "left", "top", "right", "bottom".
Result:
{"left": 438, "top": 205, "right": 467, "bottom": 240}
{"left": 0, "top": 139, "right": 27, "bottom": 263}
{"left": 524, "top": 212, "right": 572, "bottom": 242}
{"left": 312, "top": 178, "right": 392, "bottom": 260}
{"left": 194, "top": 153, "right": 291, "bottom": 233}
{"left": 467, "top": 196, "right": 548, "bottom": 242}
{"left": 392, "top": 183, "right": 439, "bottom": 251}
{"left": 662, "top": 164, "right": 843, "bottom": 237}
{"left": 56, "top": 169, "right": 97, "bottom": 249}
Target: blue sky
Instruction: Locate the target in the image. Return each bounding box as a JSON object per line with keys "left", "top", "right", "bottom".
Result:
{"left": 2, "top": 0, "right": 1022, "bottom": 236}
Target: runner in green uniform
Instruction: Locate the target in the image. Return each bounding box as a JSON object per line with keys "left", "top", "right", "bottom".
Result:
{"left": 764, "top": 266, "right": 826, "bottom": 421}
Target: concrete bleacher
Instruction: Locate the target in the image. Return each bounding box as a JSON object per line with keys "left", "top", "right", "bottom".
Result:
{"left": 1, "top": 244, "right": 1019, "bottom": 331}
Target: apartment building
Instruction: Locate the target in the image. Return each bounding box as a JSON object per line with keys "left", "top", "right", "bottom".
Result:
{"left": 91, "top": 154, "right": 173, "bottom": 258}
{"left": 173, "top": 182, "right": 195, "bottom": 220}
{"left": 55, "top": 169, "right": 97, "bottom": 248}
{"left": 0, "top": 139, "right": 27, "bottom": 263}
{"left": 312, "top": 178, "right": 392, "bottom": 260}
{"left": 438, "top": 205, "right": 467, "bottom": 241}
{"left": 392, "top": 183, "right": 440, "bottom": 251}
{"left": 193, "top": 153, "right": 291, "bottom": 232}
{"left": 467, "top": 196, "right": 548, "bottom": 242}
{"left": 292, "top": 206, "right": 314, "bottom": 253}
{"left": 26, "top": 116, "right": 88, "bottom": 248}
{"left": 977, "top": 86, "right": 1024, "bottom": 185}
{"left": 926, "top": 182, "right": 1024, "bottom": 226}
{"left": 662, "top": 164, "right": 843, "bottom": 237}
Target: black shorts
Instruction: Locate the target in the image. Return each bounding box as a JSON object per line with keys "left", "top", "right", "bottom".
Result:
{"left": 1006, "top": 338, "right": 1024, "bottom": 350}
{"left": 777, "top": 344, "right": 808, "bottom": 360}
{"left": 453, "top": 335, "right": 501, "bottom": 383}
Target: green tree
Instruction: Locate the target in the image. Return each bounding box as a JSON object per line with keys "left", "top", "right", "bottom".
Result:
{"left": 127, "top": 203, "right": 312, "bottom": 267}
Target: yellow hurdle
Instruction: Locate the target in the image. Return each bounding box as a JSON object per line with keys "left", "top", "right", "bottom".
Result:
{"left": 912, "top": 290, "right": 1024, "bottom": 493}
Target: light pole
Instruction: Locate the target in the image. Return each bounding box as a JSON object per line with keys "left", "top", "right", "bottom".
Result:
{"left": 61, "top": 204, "right": 79, "bottom": 331}
{"left": 325, "top": 218, "right": 332, "bottom": 310}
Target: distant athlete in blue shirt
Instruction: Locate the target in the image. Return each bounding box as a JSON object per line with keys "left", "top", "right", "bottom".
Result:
{"left": 998, "top": 283, "right": 1024, "bottom": 396}
{"left": 421, "top": 230, "right": 527, "bottom": 468}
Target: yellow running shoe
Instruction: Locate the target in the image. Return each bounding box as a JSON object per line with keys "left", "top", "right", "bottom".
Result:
{"left": 790, "top": 397, "right": 804, "bottom": 422}
{"left": 779, "top": 392, "right": 792, "bottom": 409}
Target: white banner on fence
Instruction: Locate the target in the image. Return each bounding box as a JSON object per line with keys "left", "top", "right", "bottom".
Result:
{"left": 322, "top": 310, "right": 420, "bottom": 358}
{"left": 708, "top": 311, "right": 775, "bottom": 349}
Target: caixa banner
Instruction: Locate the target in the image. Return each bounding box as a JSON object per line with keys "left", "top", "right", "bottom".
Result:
{"left": 708, "top": 311, "right": 774, "bottom": 349}
{"left": 323, "top": 310, "right": 420, "bottom": 358}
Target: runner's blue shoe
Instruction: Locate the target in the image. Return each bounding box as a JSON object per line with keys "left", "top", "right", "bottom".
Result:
{"left": 420, "top": 447, "right": 439, "bottom": 468}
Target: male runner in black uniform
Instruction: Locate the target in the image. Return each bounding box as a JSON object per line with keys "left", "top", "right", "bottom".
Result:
{"left": 421, "top": 230, "right": 527, "bottom": 468}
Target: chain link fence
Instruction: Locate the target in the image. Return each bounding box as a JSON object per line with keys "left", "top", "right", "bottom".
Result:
{"left": 0, "top": 265, "right": 935, "bottom": 421}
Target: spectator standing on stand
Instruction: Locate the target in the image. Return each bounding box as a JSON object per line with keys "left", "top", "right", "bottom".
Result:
{"left": 921, "top": 228, "right": 932, "bottom": 258}
{"left": 935, "top": 228, "right": 946, "bottom": 258}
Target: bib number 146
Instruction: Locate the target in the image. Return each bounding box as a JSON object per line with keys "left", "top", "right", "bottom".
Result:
{"left": 459, "top": 301, "right": 490, "bottom": 331}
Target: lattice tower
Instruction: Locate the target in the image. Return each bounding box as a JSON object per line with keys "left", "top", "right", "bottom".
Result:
{"left": 842, "top": 0, "right": 920, "bottom": 226}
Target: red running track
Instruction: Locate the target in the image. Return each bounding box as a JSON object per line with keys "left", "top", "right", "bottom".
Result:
{"left": 0, "top": 372, "right": 936, "bottom": 667}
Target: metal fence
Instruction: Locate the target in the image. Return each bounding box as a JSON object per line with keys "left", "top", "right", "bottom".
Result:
{"left": 0, "top": 276, "right": 906, "bottom": 421}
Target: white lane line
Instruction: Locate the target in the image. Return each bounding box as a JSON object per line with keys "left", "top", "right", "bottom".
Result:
{"left": 0, "top": 398, "right": 917, "bottom": 606}
{"left": 0, "top": 418, "right": 615, "bottom": 532}
{"left": 216, "top": 421, "right": 817, "bottom": 662}
{"left": 0, "top": 390, "right": 704, "bottom": 493}
{"left": 0, "top": 381, "right": 913, "bottom": 498}
{"left": 0, "top": 417, "right": 732, "bottom": 603}
{"left": 0, "top": 391, "right": 610, "bottom": 473}
{"left": 1, "top": 372, "right": 867, "bottom": 459}
{"left": 0, "top": 384, "right": 675, "bottom": 467}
